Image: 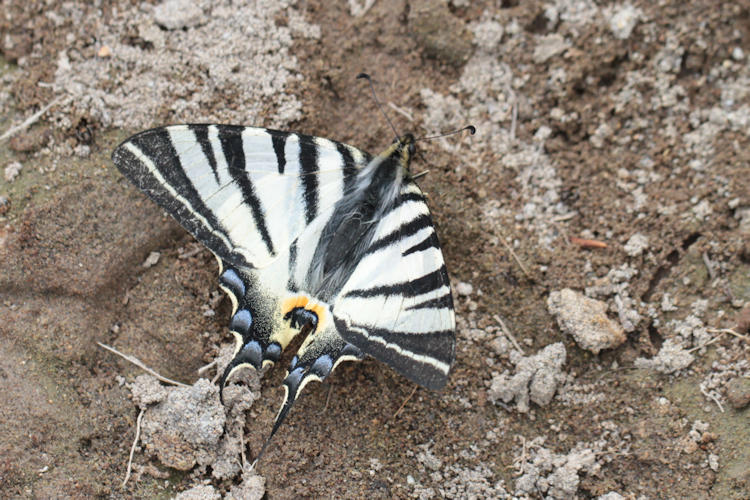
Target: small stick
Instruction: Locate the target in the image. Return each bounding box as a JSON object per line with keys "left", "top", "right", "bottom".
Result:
{"left": 551, "top": 212, "right": 577, "bottom": 222}
{"left": 702, "top": 253, "right": 717, "bottom": 281}
{"left": 700, "top": 386, "right": 724, "bottom": 413}
{"left": 494, "top": 314, "right": 524, "bottom": 355}
{"left": 498, "top": 237, "right": 531, "bottom": 279}
{"left": 197, "top": 358, "right": 217, "bottom": 375}
{"left": 179, "top": 246, "right": 203, "bottom": 259}
{"left": 688, "top": 337, "right": 719, "bottom": 353}
{"left": 0, "top": 96, "right": 63, "bottom": 142}
{"left": 122, "top": 408, "right": 145, "bottom": 488}
{"left": 570, "top": 236, "right": 608, "bottom": 249}
{"left": 687, "top": 336, "right": 722, "bottom": 353}
{"left": 510, "top": 96, "right": 518, "bottom": 140}
{"left": 387, "top": 101, "right": 414, "bottom": 122}
{"left": 393, "top": 385, "right": 418, "bottom": 419}
{"left": 323, "top": 384, "right": 334, "bottom": 413}
{"left": 411, "top": 170, "right": 430, "bottom": 180}
{"left": 97, "top": 342, "right": 188, "bottom": 387}
{"left": 706, "top": 327, "right": 749, "bottom": 344}
{"left": 688, "top": 327, "right": 750, "bottom": 353}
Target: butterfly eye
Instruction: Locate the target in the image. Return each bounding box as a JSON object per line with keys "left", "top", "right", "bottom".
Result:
{"left": 408, "top": 142, "right": 416, "bottom": 156}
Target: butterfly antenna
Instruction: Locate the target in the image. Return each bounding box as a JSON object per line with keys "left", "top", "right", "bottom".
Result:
{"left": 357, "top": 73, "right": 400, "bottom": 141}
{"left": 415, "top": 125, "right": 476, "bottom": 143}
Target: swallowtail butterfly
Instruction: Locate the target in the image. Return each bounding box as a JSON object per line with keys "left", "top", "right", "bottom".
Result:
{"left": 112, "top": 116, "right": 459, "bottom": 454}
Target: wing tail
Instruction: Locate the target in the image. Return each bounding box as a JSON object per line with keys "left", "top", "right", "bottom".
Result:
{"left": 253, "top": 329, "right": 363, "bottom": 463}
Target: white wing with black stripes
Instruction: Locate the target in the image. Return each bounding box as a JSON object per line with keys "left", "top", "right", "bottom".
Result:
{"left": 112, "top": 124, "right": 456, "bottom": 457}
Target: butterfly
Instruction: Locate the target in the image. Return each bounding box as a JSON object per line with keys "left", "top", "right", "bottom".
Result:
{"left": 112, "top": 115, "right": 461, "bottom": 458}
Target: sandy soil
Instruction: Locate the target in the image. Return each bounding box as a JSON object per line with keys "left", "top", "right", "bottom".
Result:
{"left": 1, "top": 0, "right": 748, "bottom": 498}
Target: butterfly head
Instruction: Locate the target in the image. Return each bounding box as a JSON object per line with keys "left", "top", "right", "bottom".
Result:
{"left": 389, "top": 133, "right": 417, "bottom": 169}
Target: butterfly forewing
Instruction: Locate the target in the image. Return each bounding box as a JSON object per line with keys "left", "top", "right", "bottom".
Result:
{"left": 113, "top": 125, "right": 366, "bottom": 270}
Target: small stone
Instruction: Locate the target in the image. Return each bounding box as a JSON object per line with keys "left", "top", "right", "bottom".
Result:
{"left": 174, "top": 485, "right": 221, "bottom": 500}
{"left": 682, "top": 439, "right": 699, "bottom": 454}
{"left": 97, "top": 45, "right": 112, "bottom": 58}
{"left": 726, "top": 377, "right": 750, "bottom": 409}
{"left": 142, "top": 251, "right": 161, "bottom": 268}
{"left": 488, "top": 343, "right": 566, "bottom": 412}
{"left": 472, "top": 20, "right": 504, "bottom": 51}
{"left": 707, "top": 453, "right": 719, "bottom": 472}
{"left": 547, "top": 289, "right": 627, "bottom": 354}
{"left": 623, "top": 233, "right": 649, "bottom": 257}
{"left": 634, "top": 339, "right": 694, "bottom": 374}
{"left": 227, "top": 469, "right": 265, "bottom": 500}
{"left": 732, "top": 47, "right": 744, "bottom": 61}
{"left": 609, "top": 4, "right": 642, "bottom": 40}
{"left": 456, "top": 281, "right": 473, "bottom": 296}
{"left": 533, "top": 34, "right": 570, "bottom": 64}
{"left": 408, "top": 0, "right": 473, "bottom": 67}
{"left": 153, "top": 0, "right": 204, "bottom": 30}
{"left": 4, "top": 162, "right": 22, "bottom": 183}
{"left": 597, "top": 493, "right": 625, "bottom": 500}
{"left": 129, "top": 374, "right": 169, "bottom": 408}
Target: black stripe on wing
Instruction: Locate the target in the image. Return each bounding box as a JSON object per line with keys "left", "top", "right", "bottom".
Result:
{"left": 299, "top": 139, "right": 319, "bottom": 224}
{"left": 336, "top": 142, "right": 360, "bottom": 194}
{"left": 364, "top": 214, "right": 434, "bottom": 257}
{"left": 218, "top": 127, "right": 276, "bottom": 257}
{"left": 271, "top": 131, "right": 288, "bottom": 174}
{"left": 333, "top": 316, "right": 454, "bottom": 390}
{"left": 112, "top": 128, "right": 241, "bottom": 265}
{"left": 391, "top": 190, "right": 427, "bottom": 210}
{"left": 343, "top": 265, "right": 448, "bottom": 299}
{"left": 189, "top": 125, "right": 220, "bottom": 184}
{"left": 405, "top": 293, "right": 453, "bottom": 311}
{"left": 401, "top": 232, "right": 440, "bottom": 257}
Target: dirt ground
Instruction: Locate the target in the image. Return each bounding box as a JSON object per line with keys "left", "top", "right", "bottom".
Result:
{"left": 1, "top": 0, "right": 748, "bottom": 498}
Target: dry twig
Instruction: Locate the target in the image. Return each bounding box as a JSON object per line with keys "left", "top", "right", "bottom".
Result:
{"left": 393, "top": 385, "right": 418, "bottom": 419}
{"left": 570, "top": 236, "right": 608, "bottom": 249}
{"left": 122, "top": 408, "right": 145, "bottom": 488}
{"left": 494, "top": 314, "right": 525, "bottom": 355}
{"left": 0, "top": 96, "right": 64, "bottom": 142}
{"left": 498, "top": 237, "right": 532, "bottom": 279}
{"left": 97, "top": 342, "right": 188, "bottom": 387}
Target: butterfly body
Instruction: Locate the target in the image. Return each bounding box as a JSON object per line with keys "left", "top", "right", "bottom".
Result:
{"left": 112, "top": 124, "right": 455, "bottom": 447}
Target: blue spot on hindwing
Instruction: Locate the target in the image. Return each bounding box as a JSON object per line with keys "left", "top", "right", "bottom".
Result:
{"left": 285, "top": 366, "right": 305, "bottom": 388}
{"left": 230, "top": 309, "right": 252, "bottom": 333}
{"left": 265, "top": 342, "right": 282, "bottom": 362}
{"left": 310, "top": 355, "right": 333, "bottom": 378}
{"left": 342, "top": 343, "right": 364, "bottom": 359}
{"left": 220, "top": 268, "right": 245, "bottom": 296}
{"left": 241, "top": 340, "right": 263, "bottom": 367}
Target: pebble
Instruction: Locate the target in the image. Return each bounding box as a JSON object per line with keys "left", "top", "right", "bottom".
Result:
{"left": 609, "top": 4, "right": 641, "bottom": 40}
{"left": 547, "top": 289, "right": 627, "bottom": 354}
{"left": 624, "top": 233, "right": 649, "bottom": 257}
{"left": 456, "top": 281, "right": 474, "bottom": 296}
{"left": 726, "top": 377, "right": 750, "bottom": 409}
{"left": 153, "top": 0, "right": 204, "bottom": 30}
